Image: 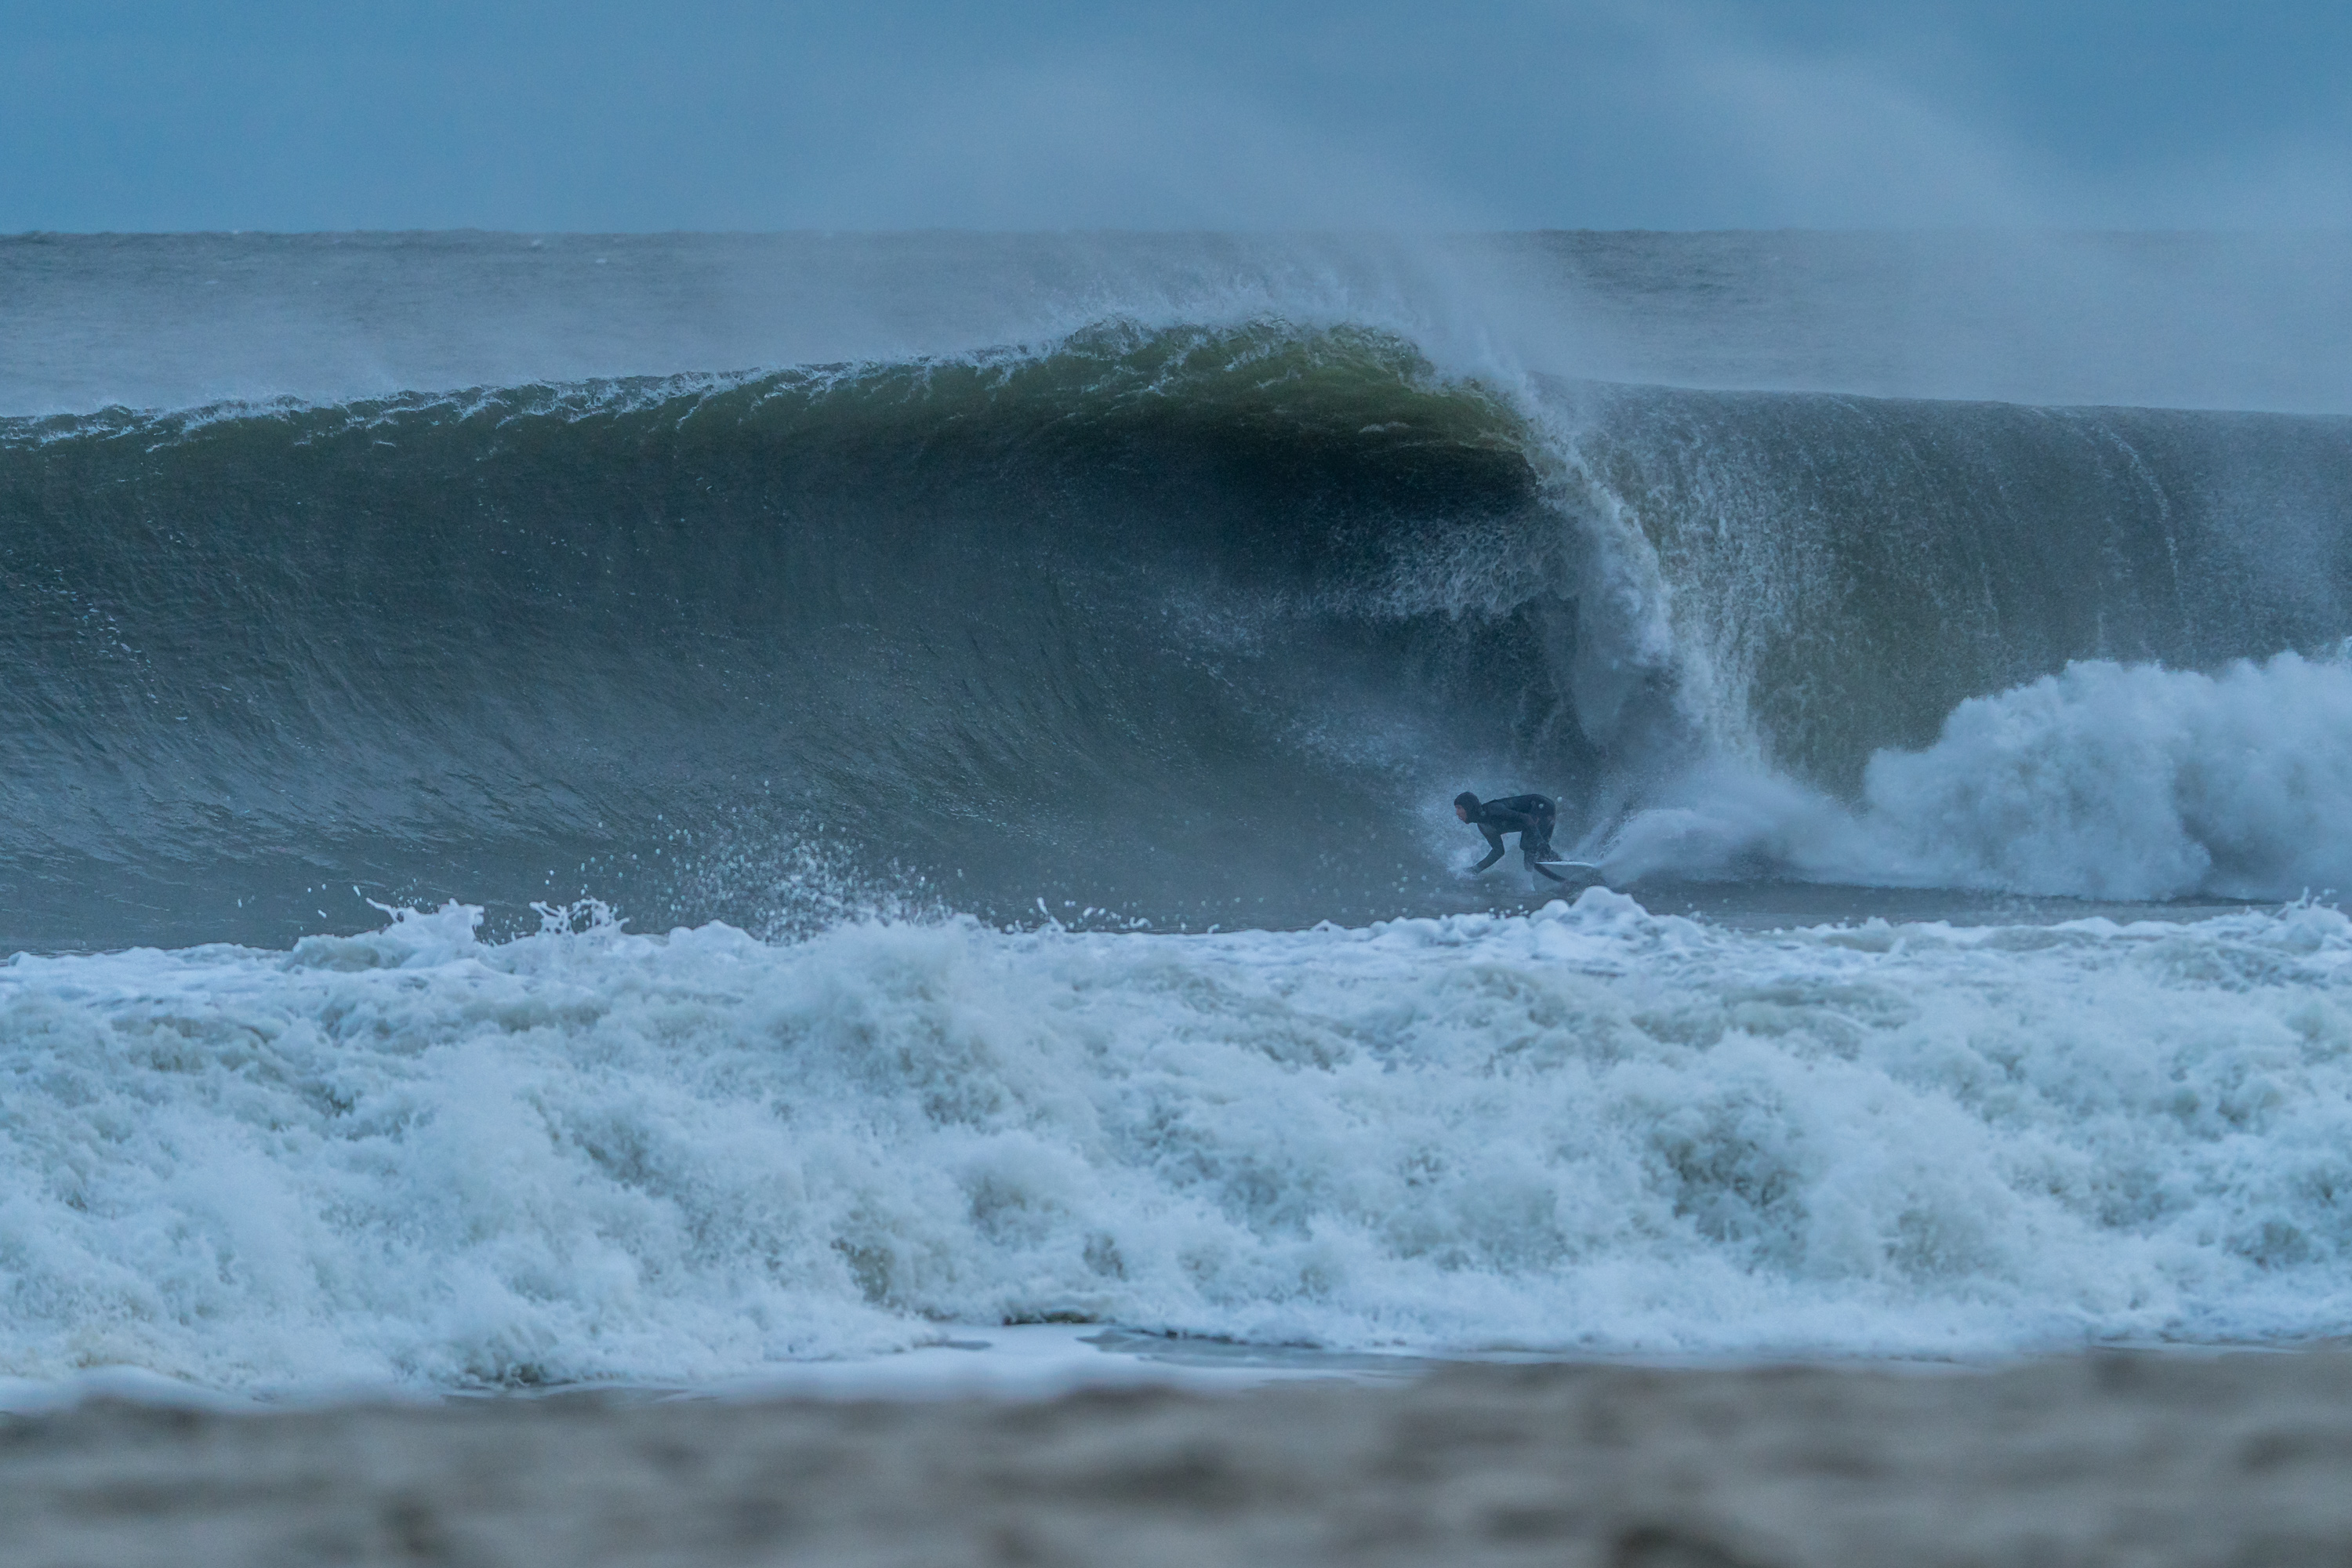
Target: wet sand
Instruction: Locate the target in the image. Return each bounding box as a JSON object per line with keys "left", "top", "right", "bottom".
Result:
{"left": 9, "top": 1350, "right": 2352, "bottom": 1566}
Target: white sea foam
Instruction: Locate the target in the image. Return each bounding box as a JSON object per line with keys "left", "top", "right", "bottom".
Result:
{"left": 3, "top": 890, "right": 2351, "bottom": 1396}
{"left": 1856, "top": 652, "right": 2352, "bottom": 900}
{"left": 1591, "top": 652, "right": 2352, "bottom": 903}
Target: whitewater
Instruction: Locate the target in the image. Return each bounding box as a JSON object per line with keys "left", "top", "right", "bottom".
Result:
{"left": 9, "top": 892, "right": 2352, "bottom": 1392}
{"left": 5, "top": 230, "right": 2352, "bottom": 1396}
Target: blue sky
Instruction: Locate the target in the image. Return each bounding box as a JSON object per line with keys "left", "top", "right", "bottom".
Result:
{"left": 5, "top": 1, "right": 2348, "bottom": 230}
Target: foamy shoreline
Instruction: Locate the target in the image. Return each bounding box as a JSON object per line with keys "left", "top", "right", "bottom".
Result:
{"left": 9, "top": 1349, "right": 2350, "bottom": 1566}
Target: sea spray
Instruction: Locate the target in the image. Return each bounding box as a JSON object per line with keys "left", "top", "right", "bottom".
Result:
{"left": 1589, "top": 652, "right": 2352, "bottom": 902}
{"left": 1856, "top": 652, "right": 2352, "bottom": 900}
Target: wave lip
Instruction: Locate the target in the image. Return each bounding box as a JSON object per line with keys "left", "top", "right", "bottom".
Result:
{"left": 4, "top": 891, "right": 2350, "bottom": 1396}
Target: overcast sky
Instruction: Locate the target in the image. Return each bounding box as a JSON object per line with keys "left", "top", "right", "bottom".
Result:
{"left": 5, "top": 0, "right": 2349, "bottom": 231}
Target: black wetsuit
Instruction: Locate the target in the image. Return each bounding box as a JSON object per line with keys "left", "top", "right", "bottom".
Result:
{"left": 1466, "top": 794, "right": 1565, "bottom": 881}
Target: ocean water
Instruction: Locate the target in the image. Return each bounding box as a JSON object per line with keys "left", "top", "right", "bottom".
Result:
{"left": 4, "top": 230, "right": 2351, "bottom": 1396}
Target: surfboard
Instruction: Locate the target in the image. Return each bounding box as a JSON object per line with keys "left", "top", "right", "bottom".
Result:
{"left": 1536, "top": 860, "right": 1604, "bottom": 877}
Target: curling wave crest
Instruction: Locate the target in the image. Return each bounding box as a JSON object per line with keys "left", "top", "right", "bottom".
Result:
{"left": 6, "top": 891, "right": 2352, "bottom": 1393}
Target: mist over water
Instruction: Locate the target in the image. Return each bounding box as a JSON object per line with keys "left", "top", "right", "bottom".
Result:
{"left": 6, "top": 230, "right": 2352, "bottom": 1391}
{"left": 13, "top": 230, "right": 2352, "bottom": 417}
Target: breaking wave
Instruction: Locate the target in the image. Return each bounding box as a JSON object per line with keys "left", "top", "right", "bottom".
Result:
{"left": 7, "top": 321, "right": 2352, "bottom": 948}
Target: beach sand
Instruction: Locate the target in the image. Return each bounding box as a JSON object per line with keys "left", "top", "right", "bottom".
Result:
{"left": 8, "top": 1349, "right": 2352, "bottom": 1566}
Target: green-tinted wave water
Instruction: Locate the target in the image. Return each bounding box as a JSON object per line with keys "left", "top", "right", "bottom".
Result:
{"left": 7, "top": 318, "right": 2352, "bottom": 948}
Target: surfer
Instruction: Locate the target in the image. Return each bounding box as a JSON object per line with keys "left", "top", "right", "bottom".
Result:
{"left": 1455, "top": 792, "right": 1567, "bottom": 882}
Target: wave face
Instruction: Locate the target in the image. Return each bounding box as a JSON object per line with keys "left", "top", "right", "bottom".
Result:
{"left": 9, "top": 321, "right": 2352, "bottom": 948}
{"left": 5, "top": 894, "right": 2351, "bottom": 1390}
{"left": 2, "top": 325, "right": 1564, "bottom": 947}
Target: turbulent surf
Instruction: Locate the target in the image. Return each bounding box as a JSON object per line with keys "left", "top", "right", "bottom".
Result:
{"left": 4, "top": 230, "right": 2352, "bottom": 1391}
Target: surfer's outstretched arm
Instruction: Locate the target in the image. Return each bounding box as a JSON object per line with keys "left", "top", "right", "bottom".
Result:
{"left": 1469, "top": 824, "right": 1506, "bottom": 873}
